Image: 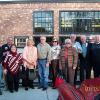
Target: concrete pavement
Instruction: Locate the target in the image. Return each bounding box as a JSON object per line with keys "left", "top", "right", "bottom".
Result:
{"left": 0, "top": 87, "right": 58, "bottom": 100}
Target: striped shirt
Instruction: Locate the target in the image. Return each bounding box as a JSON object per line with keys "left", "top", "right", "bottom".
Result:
{"left": 4, "top": 52, "right": 23, "bottom": 74}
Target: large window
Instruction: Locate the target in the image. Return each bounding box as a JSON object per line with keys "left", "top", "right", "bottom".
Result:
{"left": 60, "top": 11, "right": 100, "bottom": 34}
{"left": 33, "top": 11, "right": 53, "bottom": 34}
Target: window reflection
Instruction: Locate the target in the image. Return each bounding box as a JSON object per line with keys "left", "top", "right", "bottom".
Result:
{"left": 60, "top": 11, "right": 100, "bottom": 34}
{"left": 33, "top": 11, "right": 53, "bottom": 34}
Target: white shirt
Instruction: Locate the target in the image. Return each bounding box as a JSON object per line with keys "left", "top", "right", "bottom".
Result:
{"left": 51, "top": 45, "right": 61, "bottom": 60}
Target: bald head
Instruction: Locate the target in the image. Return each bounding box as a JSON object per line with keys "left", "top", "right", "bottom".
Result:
{"left": 80, "top": 35, "right": 86, "bottom": 43}
{"left": 95, "top": 35, "right": 100, "bottom": 43}
{"left": 70, "top": 34, "right": 76, "bottom": 43}
{"left": 7, "top": 37, "right": 13, "bottom": 45}
{"left": 89, "top": 35, "right": 95, "bottom": 43}
{"left": 40, "top": 36, "right": 46, "bottom": 44}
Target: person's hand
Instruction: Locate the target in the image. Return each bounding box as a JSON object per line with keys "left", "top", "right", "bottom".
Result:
{"left": 28, "top": 62, "right": 34, "bottom": 66}
{"left": 3, "top": 69, "right": 7, "bottom": 75}
{"left": 46, "top": 62, "right": 49, "bottom": 67}
{"left": 33, "top": 65, "right": 36, "bottom": 69}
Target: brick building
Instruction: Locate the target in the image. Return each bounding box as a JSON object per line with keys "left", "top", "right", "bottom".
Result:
{"left": 0, "top": 0, "right": 100, "bottom": 47}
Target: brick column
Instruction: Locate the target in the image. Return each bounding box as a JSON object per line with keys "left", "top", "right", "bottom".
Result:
{"left": 53, "top": 10, "right": 59, "bottom": 39}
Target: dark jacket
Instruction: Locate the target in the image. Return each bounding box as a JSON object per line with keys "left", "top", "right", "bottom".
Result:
{"left": 2, "top": 44, "right": 11, "bottom": 61}
{"left": 91, "top": 43, "right": 100, "bottom": 65}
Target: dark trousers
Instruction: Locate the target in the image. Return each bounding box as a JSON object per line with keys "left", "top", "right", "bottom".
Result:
{"left": 22, "top": 68, "right": 34, "bottom": 88}
{"left": 86, "top": 65, "right": 92, "bottom": 79}
{"left": 93, "top": 63, "right": 100, "bottom": 78}
{"left": 80, "top": 58, "right": 87, "bottom": 83}
{"left": 51, "top": 59, "right": 59, "bottom": 87}
{"left": 7, "top": 71, "right": 19, "bottom": 91}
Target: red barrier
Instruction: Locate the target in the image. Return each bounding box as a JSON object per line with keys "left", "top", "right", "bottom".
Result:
{"left": 79, "top": 78, "right": 100, "bottom": 100}
{"left": 56, "top": 77, "right": 100, "bottom": 100}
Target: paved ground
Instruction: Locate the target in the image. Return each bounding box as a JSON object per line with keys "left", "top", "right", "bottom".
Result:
{"left": 0, "top": 87, "right": 58, "bottom": 100}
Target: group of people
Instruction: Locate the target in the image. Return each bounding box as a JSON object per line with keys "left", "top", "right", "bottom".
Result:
{"left": 0, "top": 34, "right": 100, "bottom": 95}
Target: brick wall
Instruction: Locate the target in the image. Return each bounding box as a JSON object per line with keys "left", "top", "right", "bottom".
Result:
{"left": 0, "top": 3, "right": 100, "bottom": 43}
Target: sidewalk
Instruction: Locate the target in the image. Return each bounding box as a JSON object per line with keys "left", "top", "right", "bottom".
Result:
{"left": 0, "top": 87, "right": 58, "bottom": 100}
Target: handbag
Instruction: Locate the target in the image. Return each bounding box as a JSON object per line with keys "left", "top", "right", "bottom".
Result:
{"left": 29, "top": 69, "right": 37, "bottom": 80}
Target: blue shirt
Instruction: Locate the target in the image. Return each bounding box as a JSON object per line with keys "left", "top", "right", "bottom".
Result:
{"left": 82, "top": 43, "right": 87, "bottom": 58}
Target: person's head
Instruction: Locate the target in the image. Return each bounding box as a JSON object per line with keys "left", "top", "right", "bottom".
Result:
{"left": 65, "top": 39, "right": 72, "bottom": 48}
{"left": 52, "top": 38, "right": 58, "bottom": 46}
{"left": 40, "top": 36, "right": 46, "bottom": 44}
{"left": 80, "top": 35, "right": 87, "bottom": 43}
{"left": 10, "top": 44, "right": 17, "bottom": 53}
{"left": 70, "top": 34, "right": 76, "bottom": 43}
{"left": 95, "top": 35, "right": 100, "bottom": 43}
{"left": 89, "top": 35, "right": 95, "bottom": 43}
{"left": 7, "top": 37, "right": 13, "bottom": 45}
{"left": 27, "top": 39, "right": 34, "bottom": 46}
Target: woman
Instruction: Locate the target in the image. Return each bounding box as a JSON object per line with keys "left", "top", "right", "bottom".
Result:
{"left": 3, "top": 44, "right": 23, "bottom": 93}
{"left": 51, "top": 38, "right": 61, "bottom": 88}
{"left": 23, "top": 39, "right": 37, "bottom": 90}
{"left": 59, "top": 39, "right": 78, "bottom": 85}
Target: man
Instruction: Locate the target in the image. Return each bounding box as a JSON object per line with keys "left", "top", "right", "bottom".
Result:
{"left": 70, "top": 34, "right": 82, "bottom": 53}
{"left": 86, "top": 35, "right": 95, "bottom": 79}
{"left": 2, "top": 37, "right": 13, "bottom": 61}
{"left": 37, "top": 36, "right": 51, "bottom": 90}
{"left": 2, "top": 37, "right": 13, "bottom": 90}
{"left": 91, "top": 35, "right": 100, "bottom": 77}
{"left": 79, "top": 35, "right": 88, "bottom": 82}
{"left": 0, "top": 42, "right": 3, "bottom": 95}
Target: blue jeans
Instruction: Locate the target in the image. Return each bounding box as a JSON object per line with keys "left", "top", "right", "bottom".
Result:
{"left": 0, "top": 64, "right": 3, "bottom": 88}
{"left": 38, "top": 59, "right": 49, "bottom": 88}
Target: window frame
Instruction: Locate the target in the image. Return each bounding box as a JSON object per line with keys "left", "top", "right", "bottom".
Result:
{"left": 14, "top": 36, "right": 29, "bottom": 48}
{"left": 59, "top": 10, "right": 100, "bottom": 35}
{"left": 33, "top": 11, "right": 54, "bottom": 35}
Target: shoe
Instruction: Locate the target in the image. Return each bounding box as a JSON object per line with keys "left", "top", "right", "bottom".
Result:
{"left": 0, "top": 90, "right": 2, "bottom": 95}
{"left": 15, "top": 89, "right": 18, "bottom": 92}
{"left": 9, "top": 90, "right": 13, "bottom": 93}
{"left": 42, "top": 87, "right": 47, "bottom": 91}
{"left": 38, "top": 86, "right": 43, "bottom": 89}
{"left": 29, "top": 86, "right": 34, "bottom": 89}
{"left": 52, "top": 86, "right": 56, "bottom": 89}
{"left": 25, "top": 87, "right": 28, "bottom": 91}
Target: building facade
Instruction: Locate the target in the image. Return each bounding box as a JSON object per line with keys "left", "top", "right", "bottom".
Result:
{"left": 0, "top": 0, "right": 100, "bottom": 46}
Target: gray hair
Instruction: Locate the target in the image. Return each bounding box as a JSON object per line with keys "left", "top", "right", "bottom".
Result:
{"left": 65, "top": 39, "right": 72, "bottom": 44}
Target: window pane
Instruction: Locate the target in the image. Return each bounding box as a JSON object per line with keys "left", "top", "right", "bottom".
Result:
{"left": 33, "top": 11, "right": 53, "bottom": 34}
{"left": 60, "top": 11, "right": 100, "bottom": 34}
